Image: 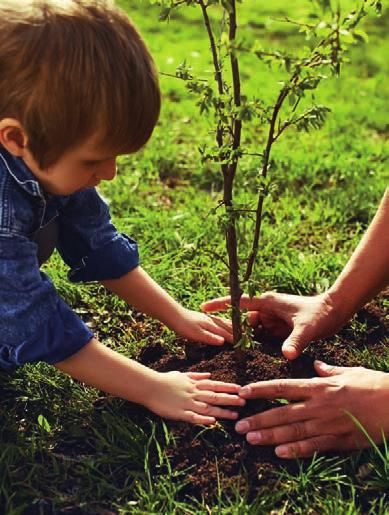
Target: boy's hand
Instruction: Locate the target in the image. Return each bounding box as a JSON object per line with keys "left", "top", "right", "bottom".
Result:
{"left": 145, "top": 371, "right": 244, "bottom": 424}
{"left": 171, "top": 308, "right": 233, "bottom": 346}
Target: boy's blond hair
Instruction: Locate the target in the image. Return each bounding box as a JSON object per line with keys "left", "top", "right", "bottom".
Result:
{"left": 0, "top": 0, "right": 161, "bottom": 168}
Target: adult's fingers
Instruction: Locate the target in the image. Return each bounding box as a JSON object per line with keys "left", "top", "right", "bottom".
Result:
{"left": 247, "top": 311, "right": 262, "bottom": 327}
{"left": 201, "top": 296, "right": 232, "bottom": 312}
{"left": 281, "top": 325, "right": 313, "bottom": 360}
{"left": 245, "top": 418, "right": 322, "bottom": 446}
{"left": 195, "top": 391, "right": 245, "bottom": 406}
{"left": 274, "top": 434, "right": 356, "bottom": 459}
{"left": 235, "top": 402, "right": 312, "bottom": 434}
{"left": 239, "top": 379, "right": 315, "bottom": 401}
{"left": 314, "top": 360, "right": 351, "bottom": 377}
{"left": 202, "top": 294, "right": 270, "bottom": 313}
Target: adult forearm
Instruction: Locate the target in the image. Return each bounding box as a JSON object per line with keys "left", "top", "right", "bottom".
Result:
{"left": 101, "top": 266, "right": 184, "bottom": 328}
{"left": 55, "top": 338, "right": 159, "bottom": 405}
{"left": 328, "top": 188, "right": 389, "bottom": 320}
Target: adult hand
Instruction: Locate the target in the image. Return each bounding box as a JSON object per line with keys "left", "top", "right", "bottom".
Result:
{"left": 202, "top": 291, "right": 347, "bottom": 359}
{"left": 171, "top": 307, "right": 233, "bottom": 346}
{"left": 235, "top": 360, "right": 389, "bottom": 458}
{"left": 146, "top": 371, "right": 244, "bottom": 424}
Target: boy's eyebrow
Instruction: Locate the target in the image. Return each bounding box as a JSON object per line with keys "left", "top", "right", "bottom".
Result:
{"left": 81, "top": 158, "right": 105, "bottom": 163}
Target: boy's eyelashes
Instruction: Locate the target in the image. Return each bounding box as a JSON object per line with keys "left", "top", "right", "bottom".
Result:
{"left": 81, "top": 156, "right": 118, "bottom": 167}
{"left": 82, "top": 160, "right": 102, "bottom": 167}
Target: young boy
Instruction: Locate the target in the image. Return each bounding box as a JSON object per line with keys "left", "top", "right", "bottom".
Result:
{"left": 0, "top": 0, "right": 244, "bottom": 425}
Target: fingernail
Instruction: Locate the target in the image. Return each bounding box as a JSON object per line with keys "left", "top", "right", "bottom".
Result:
{"left": 247, "top": 431, "right": 262, "bottom": 444}
{"left": 275, "top": 445, "right": 289, "bottom": 458}
{"left": 239, "top": 386, "right": 252, "bottom": 397}
{"left": 284, "top": 346, "right": 296, "bottom": 357}
{"left": 235, "top": 420, "right": 249, "bottom": 433}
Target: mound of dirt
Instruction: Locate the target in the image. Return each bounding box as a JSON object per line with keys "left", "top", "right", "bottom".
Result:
{"left": 129, "top": 292, "right": 388, "bottom": 501}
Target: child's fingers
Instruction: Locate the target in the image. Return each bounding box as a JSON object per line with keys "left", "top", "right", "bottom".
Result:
{"left": 205, "top": 325, "right": 232, "bottom": 344}
{"left": 195, "top": 392, "right": 245, "bottom": 406}
{"left": 205, "top": 323, "right": 231, "bottom": 342}
{"left": 206, "top": 316, "right": 233, "bottom": 343}
{"left": 200, "top": 330, "right": 225, "bottom": 346}
{"left": 183, "top": 411, "right": 216, "bottom": 425}
{"left": 186, "top": 372, "right": 212, "bottom": 380}
{"left": 208, "top": 315, "right": 233, "bottom": 332}
{"left": 192, "top": 402, "right": 239, "bottom": 420}
{"left": 196, "top": 380, "right": 241, "bottom": 393}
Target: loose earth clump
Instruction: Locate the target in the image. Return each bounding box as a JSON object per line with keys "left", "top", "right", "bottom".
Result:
{"left": 129, "top": 292, "right": 388, "bottom": 502}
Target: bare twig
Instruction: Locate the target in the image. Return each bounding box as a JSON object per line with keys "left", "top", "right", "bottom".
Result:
{"left": 160, "top": 71, "right": 208, "bottom": 82}
{"left": 197, "top": 0, "right": 228, "bottom": 178}
{"left": 243, "top": 81, "right": 291, "bottom": 282}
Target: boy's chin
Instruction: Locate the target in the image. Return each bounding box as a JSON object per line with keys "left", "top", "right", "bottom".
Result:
{"left": 42, "top": 184, "right": 79, "bottom": 196}
{"left": 44, "top": 182, "right": 100, "bottom": 196}
{"left": 78, "top": 180, "right": 101, "bottom": 192}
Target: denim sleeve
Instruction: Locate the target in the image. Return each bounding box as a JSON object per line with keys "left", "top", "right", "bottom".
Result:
{"left": 0, "top": 234, "right": 93, "bottom": 371}
{"left": 56, "top": 188, "right": 139, "bottom": 283}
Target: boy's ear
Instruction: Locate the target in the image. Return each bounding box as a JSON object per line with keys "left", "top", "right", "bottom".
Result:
{"left": 0, "top": 119, "right": 29, "bottom": 157}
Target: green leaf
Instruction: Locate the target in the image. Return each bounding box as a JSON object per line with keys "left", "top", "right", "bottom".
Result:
{"left": 220, "top": 0, "right": 234, "bottom": 15}
{"left": 375, "top": 1, "right": 382, "bottom": 15}
{"left": 288, "top": 92, "right": 297, "bottom": 106}
{"left": 159, "top": 7, "right": 172, "bottom": 21}
{"left": 247, "top": 281, "right": 257, "bottom": 298}
{"left": 314, "top": 0, "right": 331, "bottom": 12}
{"left": 38, "top": 414, "right": 51, "bottom": 433}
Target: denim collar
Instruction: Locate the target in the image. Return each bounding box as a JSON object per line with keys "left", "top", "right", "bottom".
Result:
{"left": 0, "top": 145, "right": 44, "bottom": 198}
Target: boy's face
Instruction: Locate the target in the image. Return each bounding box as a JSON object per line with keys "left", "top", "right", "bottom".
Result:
{"left": 23, "top": 135, "right": 119, "bottom": 196}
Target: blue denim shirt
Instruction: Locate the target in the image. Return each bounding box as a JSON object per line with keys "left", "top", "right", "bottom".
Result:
{"left": 0, "top": 146, "right": 139, "bottom": 371}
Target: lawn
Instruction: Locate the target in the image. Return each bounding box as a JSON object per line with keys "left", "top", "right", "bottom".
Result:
{"left": 0, "top": 0, "right": 388, "bottom": 513}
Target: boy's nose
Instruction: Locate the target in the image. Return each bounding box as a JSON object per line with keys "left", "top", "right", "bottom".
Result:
{"left": 98, "top": 159, "right": 117, "bottom": 181}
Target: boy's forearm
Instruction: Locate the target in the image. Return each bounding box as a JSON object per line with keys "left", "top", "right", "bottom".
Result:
{"left": 55, "top": 338, "right": 159, "bottom": 405}
{"left": 328, "top": 188, "right": 389, "bottom": 319}
{"left": 101, "top": 266, "right": 184, "bottom": 328}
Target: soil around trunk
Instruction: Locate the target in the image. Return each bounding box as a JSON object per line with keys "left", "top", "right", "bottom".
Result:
{"left": 126, "top": 291, "right": 388, "bottom": 502}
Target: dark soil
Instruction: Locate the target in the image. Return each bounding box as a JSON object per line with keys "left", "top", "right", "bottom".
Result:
{"left": 131, "top": 290, "right": 389, "bottom": 503}
{"left": 22, "top": 291, "right": 388, "bottom": 513}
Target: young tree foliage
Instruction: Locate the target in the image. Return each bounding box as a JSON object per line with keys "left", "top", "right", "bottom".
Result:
{"left": 150, "top": 0, "right": 381, "bottom": 350}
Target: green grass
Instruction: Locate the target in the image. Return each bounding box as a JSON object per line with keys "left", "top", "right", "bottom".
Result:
{"left": 1, "top": 0, "right": 389, "bottom": 513}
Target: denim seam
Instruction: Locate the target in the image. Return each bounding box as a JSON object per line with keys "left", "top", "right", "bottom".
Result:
{"left": 0, "top": 152, "right": 42, "bottom": 198}
{"left": 0, "top": 175, "right": 11, "bottom": 229}
{"left": 0, "top": 228, "right": 36, "bottom": 238}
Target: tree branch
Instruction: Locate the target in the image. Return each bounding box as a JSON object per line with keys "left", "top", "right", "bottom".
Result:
{"left": 197, "top": 0, "right": 228, "bottom": 178}
{"left": 243, "top": 82, "right": 291, "bottom": 282}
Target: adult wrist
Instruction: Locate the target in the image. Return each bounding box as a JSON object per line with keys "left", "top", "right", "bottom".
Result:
{"left": 324, "top": 287, "right": 356, "bottom": 327}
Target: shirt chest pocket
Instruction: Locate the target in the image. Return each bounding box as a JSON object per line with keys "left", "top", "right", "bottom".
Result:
{"left": 9, "top": 188, "right": 58, "bottom": 238}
